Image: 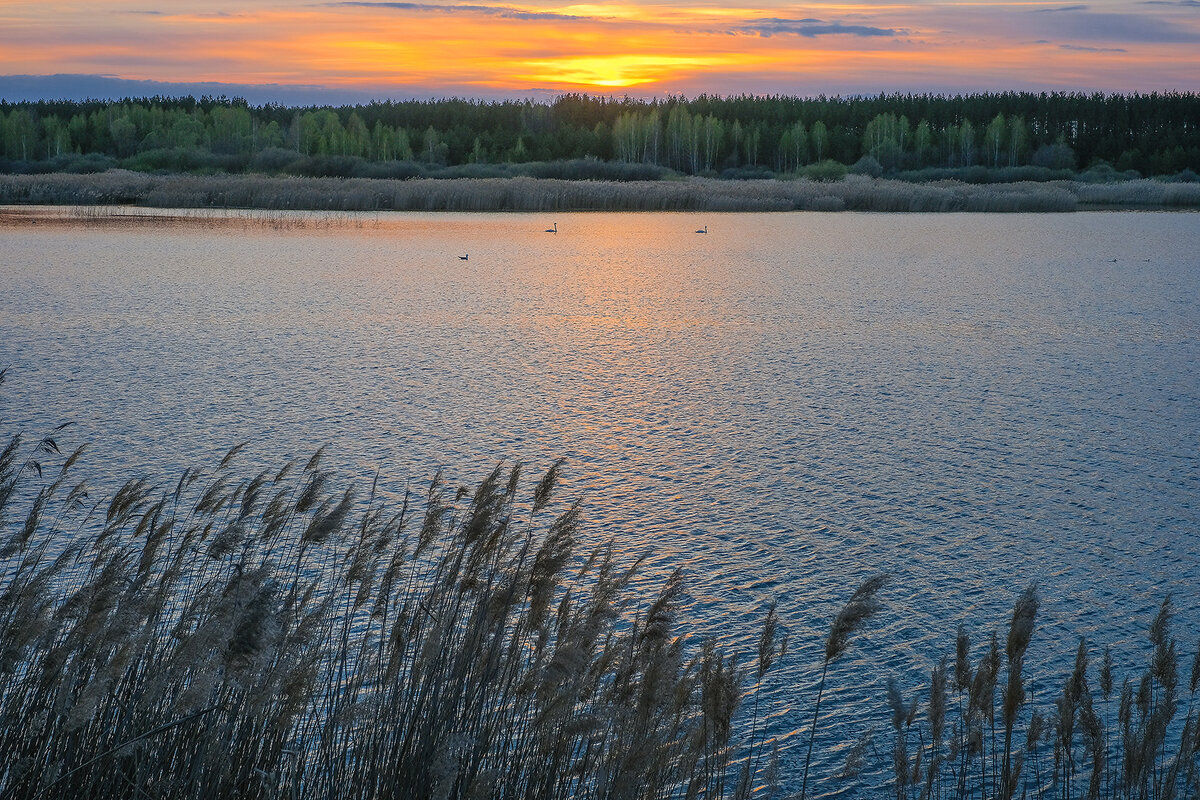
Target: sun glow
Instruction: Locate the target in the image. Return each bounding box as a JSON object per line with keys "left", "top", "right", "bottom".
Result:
{"left": 511, "top": 54, "right": 744, "bottom": 89}
{"left": 2, "top": 0, "right": 1199, "bottom": 95}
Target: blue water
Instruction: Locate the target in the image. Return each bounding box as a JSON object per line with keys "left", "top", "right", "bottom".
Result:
{"left": 1, "top": 208, "right": 1197, "bottom": 795}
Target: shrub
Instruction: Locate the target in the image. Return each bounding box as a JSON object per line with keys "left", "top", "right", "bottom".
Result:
{"left": 849, "top": 155, "right": 884, "bottom": 178}
{"left": 1031, "top": 142, "right": 1076, "bottom": 170}
{"left": 1078, "top": 162, "right": 1125, "bottom": 184}
{"left": 249, "top": 147, "right": 305, "bottom": 174}
{"left": 353, "top": 159, "right": 426, "bottom": 179}
{"left": 49, "top": 153, "right": 119, "bottom": 174}
{"left": 285, "top": 155, "right": 366, "bottom": 178}
{"left": 121, "top": 147, "right": 244, "bottom": 174}
{"left": 802, "top": 160, "right": 848, "bottom": 182}
{"left": 720, "top": 165, "right": 775, "bottom": 180}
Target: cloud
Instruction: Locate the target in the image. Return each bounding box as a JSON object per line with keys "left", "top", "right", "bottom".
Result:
{"left": 1139, "top": 0, "right": 1200, "bottom": 6}
{"left": 1029, "top": 9, "right": 1200, "bottom": 41}
{"left": 1059, "top": 43, "right": 1128, "bottom": 51}
{"left": 1033, "top": 5, "right": 1088, "bottom": 11}
{"left": 733, "top": 18, "right": 899, "bottom": 37}
{"left": 330, "top": 1, "right": 903, "bottom": 37}
{"left": 125, "top": 9, "right": 237, "bottom": 17}
{"left": 324, "top": 1, "right": 591, "bottom": 22}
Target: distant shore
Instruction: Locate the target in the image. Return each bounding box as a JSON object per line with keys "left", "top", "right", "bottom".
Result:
{"left": 2, "top": 170, "right": 1199, "bottom": 214}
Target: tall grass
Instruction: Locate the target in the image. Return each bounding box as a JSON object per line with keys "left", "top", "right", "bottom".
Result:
{"left": 0, "top": 386, "right": 801, "bottom": 800}
{"left": 4, "top": 170, "right": 1197, "bottom": 213}
{"left": 876, "top": 588, "right": 1200, "bottom": 800}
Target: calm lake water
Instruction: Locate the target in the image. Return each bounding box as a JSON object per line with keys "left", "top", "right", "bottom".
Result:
{"left": 2, "top": 208, "right": 1198, "bottom": 794}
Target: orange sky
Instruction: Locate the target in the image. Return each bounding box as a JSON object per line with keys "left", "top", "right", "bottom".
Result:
{"left": 1, "top": 0, "right": 1198, "bottom": 98}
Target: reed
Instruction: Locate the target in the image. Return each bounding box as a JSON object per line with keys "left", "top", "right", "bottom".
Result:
{"left": 0, "top": 394, "right": 798, "bottom": 800}
{"left": 2, "top": 171, "right": 1196, "bottom": 214}
{"left": 799, "top": 574, "right": 891, "bottom": 800}
{"left": 878, "top": 587, "right": 1200, "bottom": 800}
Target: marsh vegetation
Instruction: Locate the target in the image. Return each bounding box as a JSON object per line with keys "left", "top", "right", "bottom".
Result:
{"left": 3, "top": 170, "right": 1199, "bottom": 214}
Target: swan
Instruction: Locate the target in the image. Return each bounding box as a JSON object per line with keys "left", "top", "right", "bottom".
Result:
{"left": 695, "top": 225, "right": 707, "bottom": 234}
{"left": 459, "top": 254, "right": 469, "bottom": 260}
{"left": 545, "top": 222, "right": 557, "bottom": 233}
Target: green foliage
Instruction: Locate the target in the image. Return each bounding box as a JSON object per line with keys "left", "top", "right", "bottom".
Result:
{"left": 803, "top": 159, "right": 848, "bottom": 182}
{"left": 1, "top": 92, "right": 1198, "bottom": 179}
{"left": 850, "top": 155, "right": 884, "bottom": 178}
{"left": 1031, "top": 139, "right": 1077, "bottom": 171}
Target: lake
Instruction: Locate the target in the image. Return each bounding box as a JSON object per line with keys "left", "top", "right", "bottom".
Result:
{"left": 1, "top": 207, "right": 1197, "bottom": 794}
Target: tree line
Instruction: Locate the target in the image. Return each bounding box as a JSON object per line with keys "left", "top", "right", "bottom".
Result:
{"left": 2, "top": 92, "right": 1197, "bottom": 179}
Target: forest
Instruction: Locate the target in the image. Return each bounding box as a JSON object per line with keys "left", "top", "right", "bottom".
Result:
{"left": 1, "top": 92, "right": 1198, "bottom": 182}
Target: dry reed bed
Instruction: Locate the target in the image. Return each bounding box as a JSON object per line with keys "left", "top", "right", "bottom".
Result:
{"left": 3, "top": 170, "right": 1198, "bottom": 213}
{"left": 1, "top": 205, "right": 375, "bottom": 231}
{"left": 3, "top": 371, "right": 1200, "bottom": 800}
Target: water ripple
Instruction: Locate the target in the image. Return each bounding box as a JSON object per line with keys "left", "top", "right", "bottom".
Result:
{"left": 2, "top": 210, "right": 1198, "bottom": 796}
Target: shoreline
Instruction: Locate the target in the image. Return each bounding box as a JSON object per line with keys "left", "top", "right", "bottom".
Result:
{"left": 1, "top": 203, "right": 1195, "bottom": 233}
{"left": 2, "top": 170, "right": 1199, "bottom": 214}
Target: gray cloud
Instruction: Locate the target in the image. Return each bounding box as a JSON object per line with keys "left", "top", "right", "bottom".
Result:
{"left": 1033, "top": 5, "right": 1089, "bottom": 11}
{"left": 330, "top": 3, "right": 901, "bottom": 36}
{"left": 1059, "top": 43, "right": 1128, "bottom": 51}
{"left": 324, "top": 1, "right": 590, "bottom": 22}
{"left": 126, "top": 9, "right": 237, "bottom": 17}
{"left": 734, "top": 18, "right": 899, "bottom": 37}
{"left": 1030, "top": 9, "right": 1200, "bottom": 41}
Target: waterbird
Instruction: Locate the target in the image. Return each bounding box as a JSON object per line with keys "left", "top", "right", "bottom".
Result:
{"left": 459, "top": 254, "right": 468, "bottom": 260}
{"left": 545, "top": 222, "right": 557, "bottom": 233}
{"left": 695, "top": 225, "right": 707, "bottom": 234}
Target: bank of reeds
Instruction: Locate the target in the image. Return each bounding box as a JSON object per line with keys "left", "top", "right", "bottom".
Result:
{"left": 0, "top": 387, "right": 804, "bottom": 800}
{"left": 54, "top": 204, "right": 377, "bottom": 231}
{"left": 3, "top": 170, "right": 1197, "bottom": 213}
{"left": 873, "top": 587, "right": 1200, "bottom": 800}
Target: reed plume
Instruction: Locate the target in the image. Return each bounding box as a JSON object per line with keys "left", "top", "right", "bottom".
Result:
{"left": 0, "top": 409, "right": 797, "bottom": 800}
{"left": 799, "top": 573, "right": 890, "bottom": 800}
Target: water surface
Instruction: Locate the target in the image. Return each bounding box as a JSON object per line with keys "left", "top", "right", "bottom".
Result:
{"left": 2, "top": 208, "right": 1197, "bottom": 794}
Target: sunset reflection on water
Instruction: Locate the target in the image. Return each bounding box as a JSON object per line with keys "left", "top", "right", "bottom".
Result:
{"left": 2, "top": 208, "right": 1198, "bottom": 793}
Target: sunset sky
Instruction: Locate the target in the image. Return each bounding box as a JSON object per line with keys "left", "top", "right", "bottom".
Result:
{"left": 2, "top": 0, "right": 1198, "bottom": 101}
